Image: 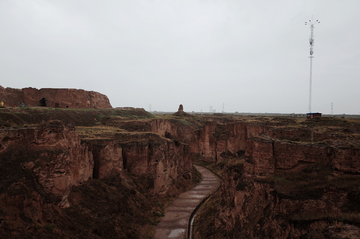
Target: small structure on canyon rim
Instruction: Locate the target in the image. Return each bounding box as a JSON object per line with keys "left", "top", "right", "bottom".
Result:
{"left": 307, "top": 112, "right": 322, "bottom": 119}
{"left": 173, "top": 104, "right": 192, "bottom": 117}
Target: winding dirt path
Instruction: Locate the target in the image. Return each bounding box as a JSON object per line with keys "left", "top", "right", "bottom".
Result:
{"left": 153, "top": 165, "right": 220, "bottom": 239}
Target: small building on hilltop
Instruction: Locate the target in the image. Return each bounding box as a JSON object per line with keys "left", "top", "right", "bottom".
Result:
{"left": 307, "top": 112, "right": 322, "bottom": 119}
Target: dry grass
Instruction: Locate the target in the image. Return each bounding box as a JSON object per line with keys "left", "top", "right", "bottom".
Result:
{"left": 157, "top": 114, "right": 204, "bottom": 128}
{"left": 76, "top": 125, "right": 125, "bottom": 139}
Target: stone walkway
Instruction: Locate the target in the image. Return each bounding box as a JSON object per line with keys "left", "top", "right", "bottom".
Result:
{"left": 153, "top": 165, "right": 220, "bottom": 239}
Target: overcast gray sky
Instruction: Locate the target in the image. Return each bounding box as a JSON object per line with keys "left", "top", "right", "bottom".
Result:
{"left": 1, "top": 0, "right": 359, "bottom": 114}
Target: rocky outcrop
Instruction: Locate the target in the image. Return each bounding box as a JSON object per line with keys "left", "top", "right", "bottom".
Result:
{"left": 216, "top": 164, "right": 353, "bottom": 238}
{"left": 211, "top": 124, "right": 360, "bottom": 238}
{"left": 87, "top": 140, "right": 123, "bottom": 179}
{"left": 1, "top": 109, "right": 360, "bottom": 238}
{"left": 0, "top": 116, "right": 197, "bottom": 237}
{"left": 0, "top": 117, "right": 195, "bottom": 206}
{"left": 188, "top": 122, "right": 250, "bottom": 162}
{"left": 118, "top": 133, "right": 192, "bottom": 194}
{"left": 191, "top": 122, "right": 218, "bottom": 161}
{"left": 0, "top": 86, "right": 112, "bottom": 108}
{"left": 245, "top": 137, "right": 360, "bottom": 176}
{"left": 0, "top": 120, "right": 93, "bottom": 207}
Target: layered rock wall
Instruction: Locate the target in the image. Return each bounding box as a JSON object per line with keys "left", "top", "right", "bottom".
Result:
{"left": 2, "top": 112, "right": 360, "bottom": 238}
{"left": 211, "top": 125, "right": 360, "bottom": 238}
{"left": 186, "top": 121, "right": 263, "bottom": 162}
{"left": 216, "top": 165, "right": 350, "bottom": 238}
{"left": 0, "top": 118, "right": 194, "bottom": 212}
{"left": 245, "top": 137, "right": 360, "bottom": 175}
{"left": 119, "top": 134, "right": 192, "bottom": 194}
{"left": 87, "top": 140, "right": 123, "bottom": 179}
{"left": 0, "top": 86, "right": 112, "bottom": 108}
{"left": 0, "top": 121, "right": 93, "bottom": 207}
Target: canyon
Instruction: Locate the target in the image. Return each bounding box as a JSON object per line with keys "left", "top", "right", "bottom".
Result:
{"left": 0, "top": 105, "right": 359, "bottom": 238}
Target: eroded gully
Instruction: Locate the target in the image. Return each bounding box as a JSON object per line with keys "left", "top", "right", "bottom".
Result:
{"left": 153, "top": 165, "right": 220, "bottom": 239}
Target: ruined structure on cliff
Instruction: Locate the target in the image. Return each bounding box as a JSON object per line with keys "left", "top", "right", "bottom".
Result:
{"left": 0, "top": 86, "right": 112, "bottom": 108}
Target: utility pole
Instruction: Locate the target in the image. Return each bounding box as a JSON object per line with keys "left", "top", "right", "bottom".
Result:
{"left": 305, "top": 17, "right": 320, "bottom": 113}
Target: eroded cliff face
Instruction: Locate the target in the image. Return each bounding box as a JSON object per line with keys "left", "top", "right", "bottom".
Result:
{"left": 0, "top": 119, "right": 195, "bottom": 204}
{"left": 212, "top": 127, "right": 360, "bottom": 238}
{"left": 0, "top": 116, "right": 197, "bottom": 205}
{"left": 1, "top": 109, "right": 360, "bottom": 238}
{"left": 87, "top": 140, "right": 123, "bottom": 179}
{"left": 0, "top": 86, "right": 112, "bottom": 108}
{"left": 120, "top": 134, "right": 192, "bottom": 194}
{"left": 216, "top": 164, "right": 357, "bottom": 238}
{"left": 0, "top": 120, "right": 93, "bottom": 206}
{"left": 0, "top": 117, "right": 198, "bottom": 237}
{"left": 0, "top": 120, "right": 95, "bottom": 234}
{"left": 245, "top": 137, "right": 360, "bottom": 175}
{"left": 187, "top": 121, "right": 249, "bottom": 163}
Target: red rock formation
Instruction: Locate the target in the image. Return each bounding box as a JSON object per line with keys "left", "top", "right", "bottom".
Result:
{"left": 0, "top": 86, "right": 112, "bottom": 108}
{"left": 244, "top": 137, "right": 275, "bottom": 175}
{"left": 216, "top": 164, "right": 352, "bottom": 238}
{"left": 244, "top": 137, "right": 360, "bottom": 176}
{"left": 0, "top": 117, "right": 197, "bottom": 237}
{"left": 190, "top": 121, "right": 217, "bottom": 161}
{"left": 87, "top": 140, "right": 123, "bottom": 179}
{"left": 211, "top": 123, "right": 360, "bottom": 238}
{"left": 0, "top": 86, "right": 23, "bottom": 107}
{"left": 187, "top": 122, "right": 253, "bottom": 162}
{"left": 1, "top": 110, "right": 360, "bottom": 238}
{"left": 150, "top": 118, "right": 195, "bottom": 144}
{"left": 226, "top": 122, "right": 247, "bottom": 154}
{"left": 119, "top": 133, "right": 192, "bottom": 194}
{"left": 0, "top": 120, "right": 93, "bottom": 207}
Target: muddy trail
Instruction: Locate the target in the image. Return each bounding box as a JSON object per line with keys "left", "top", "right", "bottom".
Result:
{"left": 153, "top": 165, "right": 220, "bottom": 239}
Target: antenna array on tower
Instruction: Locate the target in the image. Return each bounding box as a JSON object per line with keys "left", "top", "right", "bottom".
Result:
{"left": 305, "top": 18, "right": 320, "bottom": 113}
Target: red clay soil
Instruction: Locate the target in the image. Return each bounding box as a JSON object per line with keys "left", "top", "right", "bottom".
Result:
{"left": 153, "top": 165, "right": 220, "bottom": 239}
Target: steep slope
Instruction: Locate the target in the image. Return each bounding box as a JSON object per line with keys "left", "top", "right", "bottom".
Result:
{"left": 1, "top": 107, "right": 360, "bottom": 238}
{"left": 194, "top": 117, "right": 360, "bottom": 239}
{"left": 0, "top": 108, "right": 200, "bottom": 238}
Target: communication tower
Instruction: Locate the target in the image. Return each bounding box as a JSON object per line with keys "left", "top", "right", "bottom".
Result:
{"left": 305, "top": 17, "right": 320, "bottom": 113}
